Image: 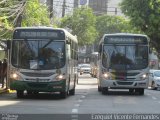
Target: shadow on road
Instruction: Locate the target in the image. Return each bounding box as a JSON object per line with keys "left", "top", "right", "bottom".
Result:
{"left": 100, "top": 89, "right": 147, "bottom": 96}
{"left": 5, "top": 92, "right": 75, "bottom": 100}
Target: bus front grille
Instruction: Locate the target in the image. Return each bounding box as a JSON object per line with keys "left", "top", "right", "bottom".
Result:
{"left": 117, "top": 81, "right": 133, "bottom": 85}
{"left": 21, "top": 72, "right": 55, "bottom": 77}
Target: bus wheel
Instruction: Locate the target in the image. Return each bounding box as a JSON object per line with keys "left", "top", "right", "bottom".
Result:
{"left": 98, "top": 86, "right": 101, "bottom": 92}
{"left": 139, "top": 88, "right": 144, "bottom": 95}
{"left": 60, "top": 91, "right": 68, "bottom": 98}
{"left": 17, "top": 90, "right": 24, "bottom": 98}
{"left": 33, "top": 91, "right": 39, "bottom": 95}
{"left": 129, "top": 89, "right": 134, "bottom": 94}
{"left": 69, "top": 88, "right": 75, "bottom": 95}
{"left": 102, "top": 87, "right": 108, "bottom": 95}
{"left": 27, "top": 90, "right": 33, "bottom": 95}
{"left": 151, "top": 81, "right": 156, "bottom": 90}
{"left": 135, "top": 88, "right": 144, "bottom": 95}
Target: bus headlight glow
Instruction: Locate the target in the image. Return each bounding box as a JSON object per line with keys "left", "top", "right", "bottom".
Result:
{"left": 56, "top": 74, "right": 65, "bottom": 80}
{"left": 102, "top": 72, "right": 112, "bottom": 80}
{"left": 11, "top": 73, "right": 23, "bottom": 80}
{"left": 140, "top": 73, "right": 148, "bottom": 80}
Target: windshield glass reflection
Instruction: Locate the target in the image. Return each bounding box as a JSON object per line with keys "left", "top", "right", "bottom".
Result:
{"left": 102, "top": 45, "right": 148, "bottom": 70}
{"left": 11, "top": 40, "right": 65, "bottom": 70}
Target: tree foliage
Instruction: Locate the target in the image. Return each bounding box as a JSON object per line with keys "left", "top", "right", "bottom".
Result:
{"left": 22, "top": 0, "right": 50, "bottom": 26}
{"left": 120, "top": 0, "right": 160, "bottom": 51}
{"left": 60, "top": 7, "right": 98, "bottom": 46}
{"left": 96, "top": 15, "right": 141, "bottom": 40}
{"left": 0, "top": 0, "right": 25, "bottom": 38}
{"left": 0, "top": 0, "right": 50, "bottom": 39}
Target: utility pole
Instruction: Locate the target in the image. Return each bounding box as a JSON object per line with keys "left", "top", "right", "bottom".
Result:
{"left": 47, "top": 0, "right": 53, "bottom": 19}
{"left": 106, "top": 0, "right": 108, "bottom": 14}
{"left": 62, "top": 0, "right": 66, "bottom": 17}
{"left": 14, "top": 1, "right": 26, "bottom": 27}
{"left": 74, "top": 0, "right": 79, "bottom": 8}
{"left": 115, "top": 7, "right": 117, "bottom": 15}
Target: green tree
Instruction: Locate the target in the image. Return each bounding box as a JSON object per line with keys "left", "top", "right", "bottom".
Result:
{"left": 0, "top": 0, "right": 50, "bottom": 39}
{"left": 60, "top": 7, "right": 98, "bottom": 46}
{"left": 96, "top": 15, "right": 141, "bottom": 40}
{"left": 22, "top": 0, "right": 50, "bottom": 26}
{"left": 120, "top": 0, "right": 160, "bottom": 51}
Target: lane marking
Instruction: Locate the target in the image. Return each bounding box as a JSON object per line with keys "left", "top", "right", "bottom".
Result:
{"left": 71, "top": 114, "right": 78, "bottom": 120}
{"left": 72, "top": 109, "right": 78, "bottom": 113}
{"left": 152, "top": 96, "right": 157, "bottom": 100}
{"left": 81, "top": 95, "right": 86, "bottom": 99}
{"left": 78, "top": 99, "right": 83, "bottom": 102}
{"left": 74, "top": 104, "right": 80, "bottom": 107}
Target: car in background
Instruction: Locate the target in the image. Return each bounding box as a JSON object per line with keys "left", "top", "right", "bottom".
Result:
{"left": 79, "top": 64, "right": 91, "bottom": 75}
{"left": 78, "top": 64, "right": 83, "bottom": 72}
{"left": 149, "top": 69, "right": 160, "bottom": 90}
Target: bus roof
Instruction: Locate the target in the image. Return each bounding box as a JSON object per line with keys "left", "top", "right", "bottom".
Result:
{"left": 14, "top": 27, "right": 78, "bottom": 43}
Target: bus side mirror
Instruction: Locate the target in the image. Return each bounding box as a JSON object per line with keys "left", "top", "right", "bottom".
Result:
{"left": 7, "top": 40, "right": 11, "bottom": 49}
{"left": 66, "top": 38, "right": 71, "bottom": 44}
{"left": 66, "top": 40, "right": 71, "bottom": 44}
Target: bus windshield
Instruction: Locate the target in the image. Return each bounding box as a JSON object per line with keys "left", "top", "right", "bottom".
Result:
{"left": 102, "top": 45, "right": 148, "bottom": 70}
{"left": 11, "top": 39, "right": 65, "bottom": 70}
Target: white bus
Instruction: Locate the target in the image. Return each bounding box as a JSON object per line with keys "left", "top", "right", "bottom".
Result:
{"left": 98, "top": 33, "right": 150, "bottom": 95}
{"left": 8, "top": 27, "right": 78, "bottom": 98}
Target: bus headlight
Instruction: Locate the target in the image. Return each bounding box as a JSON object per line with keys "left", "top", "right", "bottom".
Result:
{"left": 102, "top": 72, "right": 112, "bottom": 80}
{"left": 55, "top": 74, "right": 65, "bottom": 80}
{"left": 140, "top": 73, "right": 148, "bottom": 80}
{"left": 10, "top": 73, "right": 23, "bottom": 80}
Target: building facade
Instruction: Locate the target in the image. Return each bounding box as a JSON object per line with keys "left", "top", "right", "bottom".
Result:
{"left": 88, "top": 0, "right": 107, "bottom": 15}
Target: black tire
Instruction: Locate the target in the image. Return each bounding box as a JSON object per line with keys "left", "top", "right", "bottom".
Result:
{"left": 17, "top": 90, "right": 24, "bottom": 98}
{"left": 27, "top": 90, "right": 33, "bottom": 95}
{"left": 151, "top": 81, "right": 156, "bottom": 90}
{"left": 33, "top": 91, "right": 39, "bottom": 94}
{"left": 139, "top": 88, "right": 144, "bottom": 95}
{"left": 60, "top": 91, "right": 68, "bottom": 98}
{"left": 69, "top": 88, "right": 75, "bottom": 95}
{"left": 102, "top": 87, "right": 108, "bottom": 95}
{"left": 129, "top": 89, "right": 134, "bottom": 94}
{"left": 98, "top": 86, "right": 101, "bottom": 92}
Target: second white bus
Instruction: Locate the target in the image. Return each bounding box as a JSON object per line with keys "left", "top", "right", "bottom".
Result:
{"left": 98, "top": 33, "right": 150, "bottom": 95}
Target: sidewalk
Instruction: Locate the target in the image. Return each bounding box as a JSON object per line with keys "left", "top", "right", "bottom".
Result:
{"left": 0, "top": 83, "right": 10, "bottom": 94}
{"left": 0, "top": 88, "right": 9, "bottom": 94}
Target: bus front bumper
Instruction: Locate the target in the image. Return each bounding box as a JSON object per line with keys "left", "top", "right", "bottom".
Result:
{"left": 100, "top": 79, "right": 148, "bottom": 89}
{"left": 10, "top": 80, "right": 66, "bottom": 92}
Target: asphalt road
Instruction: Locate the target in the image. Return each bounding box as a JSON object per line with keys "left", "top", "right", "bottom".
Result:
{"left": 0, "top": 74, "right": 160, "bottom": 120}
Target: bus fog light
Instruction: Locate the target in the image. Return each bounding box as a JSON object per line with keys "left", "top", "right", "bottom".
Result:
{"left": 138, "top": 83, "right": 146, "bottom": 86}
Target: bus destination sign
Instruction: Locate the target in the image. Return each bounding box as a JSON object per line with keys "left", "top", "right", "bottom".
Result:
{"left": 104, "top": 36, "right": 148, "bottom": 44}
{"left": 13, "top": 29, "right": 65, "bottom": 39}
{"left": 20, "top": 31, "right": 58, "bottom": 38}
